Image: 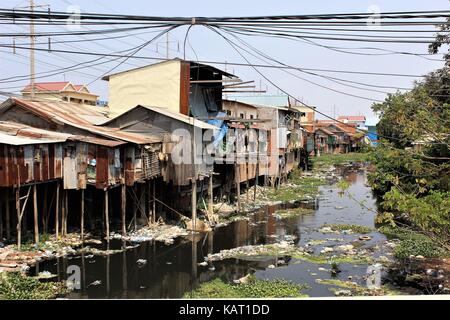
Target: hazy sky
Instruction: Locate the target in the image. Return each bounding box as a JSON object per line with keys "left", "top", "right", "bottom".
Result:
{"left": 1, "top": 0, "right": 449, "bottom": 119}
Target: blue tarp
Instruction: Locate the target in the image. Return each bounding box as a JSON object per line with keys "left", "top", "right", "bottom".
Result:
{"left": 207, "top": 112, "right": 228, "bottom": 148}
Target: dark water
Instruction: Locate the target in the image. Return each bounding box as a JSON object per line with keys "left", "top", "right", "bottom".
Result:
{"left": 32, "top": 164, "right": 389, "bottom": 298}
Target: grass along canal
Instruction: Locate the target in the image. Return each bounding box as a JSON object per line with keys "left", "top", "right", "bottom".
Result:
{"left": 3, "top": 153, "right": 446, "bottom": 298}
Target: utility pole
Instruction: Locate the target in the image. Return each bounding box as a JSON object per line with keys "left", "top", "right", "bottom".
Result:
{"left": 166, "top": 31, "right": 169, "bottom": 59}
{"left": 30, "top": 0, "right": 36, "bottom": 99}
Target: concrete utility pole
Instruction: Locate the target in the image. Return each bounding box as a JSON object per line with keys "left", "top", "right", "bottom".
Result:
{"left": 166, "top": 31, "right": 169, "bottom": 59}
{"left": 30, "top": 0, "right": 36, "bottom": 99}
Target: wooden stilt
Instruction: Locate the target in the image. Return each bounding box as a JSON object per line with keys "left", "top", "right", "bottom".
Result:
{"left": 42, "top": 185, "right": 48, "bottom": 234}
{"left": 254, "top": 155, "right": 259, "bottom": 202}
{"left": 133, "top": 185, "right": 137, "bottom": 231}
{"left": 61, "top": 189, "right": 65, "bottom": 237}
{"left": 191, "top": 178, "right": 197, "bottom": 230}
{"left": 55, "top": 181, "right": 60, "bottom": 239}
{"left": 80, "top": 189, "right": 85, "bottom": 241}
{"left": 246, "top": 163, "right": 249, "bottom": 202}
{"left": 33, "top": 184, "right": 39, "bottom": 244}
{"left": 106, "top": 247, "right": 111, "bottom": 297}
{"left": 208, "top": 174, "right": 213, "bottom": 217}
{"left": 5, "top": 190, "right": 10, "bottom": 240}
{"left": 235, "top": 164, "right": 241, "bottom": 212}
{"left": 0, "top": 193, "right": 3, "bottom": 240}
{"left": 147, "top": 181, "right": 151, "bottom": 225}
{"left": 191, "top": 233, "right": 197, "bottom": 280}
{"left": 105, "top": 189, "right": 109, "bottom": 242}
{"left": 208, "top": 231, "right": 214, "bottom": 255}
{"left": 16, "top": 187, "right": 21, "bottom": 250}
{"left": 121, "top": 184, "right": 126, "bottom": 236}
{"left": 64, "top": 190, "right": 68, "bottom": 236}
{"left": 140, "top": 185, "right": 146, "bottom": 222}
{"left": 16, "top": 185, "right": 31, "bottom": 251}
{"left": 152, "top": 179, "right": 156, "bottom": 224}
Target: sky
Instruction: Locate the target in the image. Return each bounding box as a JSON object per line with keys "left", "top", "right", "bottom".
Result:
{"left": 1, "top": 0, "right": 449, "bottom": 119}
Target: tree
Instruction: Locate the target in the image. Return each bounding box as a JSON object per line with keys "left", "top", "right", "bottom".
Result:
{"left": 369, "top": 68, "right": 450, "bottom": 243}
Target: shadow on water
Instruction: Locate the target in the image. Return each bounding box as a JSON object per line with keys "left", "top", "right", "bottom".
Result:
{"left": 32, "top": 164, "right": 387, "bottom": 298}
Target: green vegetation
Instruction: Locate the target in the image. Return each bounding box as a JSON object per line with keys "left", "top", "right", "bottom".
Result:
{"left": 382, "top": 190, "right": 450, "bottom": 241}
{"left": 312, "top": 153, "right": 368, "bottom": 168}
{"left": 184, "top": 276, "right": 308, "bottom": 298}
{"left": 266, "top": 170, "right": 326, "bottom": 202}
{"left": 274, "top": 207, "right": 315, "bottom": 218}
{"left": 316, "top": 279, "right": 405, "bottom": 296}
{"left": 293, "top": 253, "right": 372, "bottom": 265}
{"left": 394, "top": 239, "right": 444, "bottom": 260}
{"left": 378, "top": 226, "right": 448, "bottom": 260}
{"left": 0, "top": 272, "right": 68, "bottom": 300}
{"left": 368, "top": 61, "right": 450, "bottom": 247}
{"left": 322, "top": 223, "right": 372, "bottom": 234}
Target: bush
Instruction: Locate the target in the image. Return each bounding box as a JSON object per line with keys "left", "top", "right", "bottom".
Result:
{"left": 184, "top": 276, "right": 308, "bottom": 298}
{"left": 382, "top": 189, "right": 450, "bottom": 242}
{"left": 0, "top": 272, "right": 67, "bottom": 300}
{"left": 394, "top": 239, "right": 444, "bottom": 260}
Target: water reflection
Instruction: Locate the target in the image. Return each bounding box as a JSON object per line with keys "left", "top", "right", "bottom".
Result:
{"left": 33, "top": 165, "right": 383, "bottom": 298}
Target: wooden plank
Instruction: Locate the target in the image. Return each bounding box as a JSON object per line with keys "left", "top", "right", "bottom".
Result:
{"left": 105, "top": 190, "right": 109, "bottom": 242}
{"left": 63, "top": 147, "right": 77, "bottom": 189}
{"left": 96, "top": 146, "right": 109, "bottom": 189}
{"left": 80, "top": 189, "right": 84, "bottom": 241}
{"left": 55, "top": 181, "right": 60, "bottom": 239}
{"left": 179, "top": 61, "right": 190, "bottom": 115}
{"left": 33, "top": 184, "right": 38, "bottom": 244}
{"left": 5, "top": 190, "right": 10, "bottom": 239}
{"left": 121, "top": 184, "right": 126, "bottom": 235}
{"left": 42, "top": 145, "right": 49, "bottom": 181}
{"left": 48, "top": 145, "right": 55, "bottom": 180}
{"left": 0, "top": 145, "right": 7, "bottom": 187}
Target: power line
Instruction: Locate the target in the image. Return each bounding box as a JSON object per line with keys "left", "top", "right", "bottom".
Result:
{"left": 212, "top": 26, "right": 386, "bottom": 102}
{"left": 0, "top": 43, "right": 432, "bottom": 78}
{"left": 204, "top": 25, "right": 415, "bottom": 143}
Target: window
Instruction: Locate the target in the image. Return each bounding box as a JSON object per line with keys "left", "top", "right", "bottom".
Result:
{"left": 240, "top": 113, "right": 244, "bottom": 119}
{"left": 250, "top": 114, "right": 254, "bottom": 119}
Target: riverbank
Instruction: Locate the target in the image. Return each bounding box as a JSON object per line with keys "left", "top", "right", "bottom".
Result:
{"left": 1, "top": 152, "right": 447, "bottom": 299}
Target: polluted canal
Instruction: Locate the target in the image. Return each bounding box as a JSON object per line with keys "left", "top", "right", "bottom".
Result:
{"left": 32, "top": 162, "right": 402, "bottom": 298}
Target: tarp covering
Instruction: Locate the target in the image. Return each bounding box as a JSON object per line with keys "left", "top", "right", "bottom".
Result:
{"left": 206, "top": 111, "right": 228, "bottom": 148}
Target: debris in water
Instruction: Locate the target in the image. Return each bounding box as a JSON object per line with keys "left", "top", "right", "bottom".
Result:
{"left": 233, "top": 274, "right": 252, "bottom": 284}
{"left": 320, "top": 247, "right": 334, "bottom": 254}
{"left": 136, "top": 259, "right": 147, "bottom": 267}
{"left": 334, "top": 289, "right": 352, "bottom": 296}
{"left": 88, "top": 280, "right": 101, "bottom": 287}
{"left": 36, "top": 271, "right": 57, "bottom": 280}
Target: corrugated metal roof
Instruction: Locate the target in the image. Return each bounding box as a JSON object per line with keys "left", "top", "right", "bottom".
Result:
{"left": 102, "top": 59, "right": 237, "bottom": 81}
{"left": 21, "top": 82, "right": 97, "bottom": 95}
{"left": 338, "top": 115, "right": 366, "bottom": 122}
{"left": 0, "top": 121, "right": 126, "bottom": 147}
{"left": 0, "top": 132, "right": 65, "bottom": 146}
{"left": 102, "top": 105, "right": 219, "bottom": 130}
{"left": 141, "top": 105, "right": 219, "bottom": 130}
{"left": 0, "top": 121, "right": 70, "bottom": 145}
{"left": 0, "top": 98, "right": 161, "bottom": 145}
